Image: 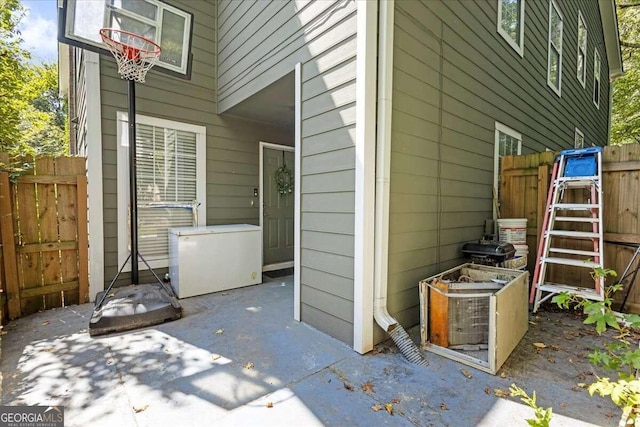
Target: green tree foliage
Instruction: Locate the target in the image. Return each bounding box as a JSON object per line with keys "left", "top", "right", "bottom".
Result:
{"left": 0, "top": 0, "right": 68, "bottom": 158}
{"left": 611, "top": 4, "right": 640, "bottom": 145}
{"left": 18, "top": 63, "right": 69, "bottom": 157}
{"left": 0, "top": 0, "right": 29, "bottom": 152}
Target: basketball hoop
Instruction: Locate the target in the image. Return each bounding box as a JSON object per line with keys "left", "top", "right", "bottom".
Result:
{"left": 100, "top": 28, "right": 161, "bottom": 83}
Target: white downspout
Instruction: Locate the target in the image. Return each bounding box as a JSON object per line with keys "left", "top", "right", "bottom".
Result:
{"left": 373, "top": 0, "right": 396, "bottom": 333}
{"left": 373, "top": 0, "right": 427, "bottom": 366}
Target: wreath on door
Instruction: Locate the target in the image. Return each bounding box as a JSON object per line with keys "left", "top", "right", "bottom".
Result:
{"left": 274, "top": 152, "right": 294, "bottom": 195}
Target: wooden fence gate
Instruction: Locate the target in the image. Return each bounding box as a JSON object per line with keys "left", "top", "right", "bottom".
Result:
{"left": 501, "top": 144, "right": 640, "bottom": 312}
{"left": 0, "top": 154, "right": 88, "bottom": 321}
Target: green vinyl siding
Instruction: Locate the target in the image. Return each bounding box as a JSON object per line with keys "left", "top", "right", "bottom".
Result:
{"left": 382, "top": 0, "right": 610, "bottom": 343}
{"left": 99, "top": 0, "right": 291, "bottom": 287}
{"left": 216, "top": 0, "right": 358, "bottom": 345}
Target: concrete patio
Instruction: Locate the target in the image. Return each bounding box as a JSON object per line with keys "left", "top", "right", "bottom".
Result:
{"left": 1, "top": 275, "right": 620, "bottom": 426}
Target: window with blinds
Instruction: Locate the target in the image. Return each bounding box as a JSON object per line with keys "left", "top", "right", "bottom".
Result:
{"left": 134, "top": 123, "right": 198, "bottom": 262}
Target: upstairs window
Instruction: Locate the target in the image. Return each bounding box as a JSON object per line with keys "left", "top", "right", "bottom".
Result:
{"left": 574, "top": 128, "right": 585, "bottom": 148}
{"left": 498, "top": 0, "right": 525, "bottom": 56}
{"left": 547, "top": 0, "right": 563, "bottom": 96}
{"left": 577, "top": 11, "right": 587, "bottom": 87}
{"left": 593, "top": 50, "right": 601, "bottom": 108}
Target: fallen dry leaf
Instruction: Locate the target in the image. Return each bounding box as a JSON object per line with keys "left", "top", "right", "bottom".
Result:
{"left": 371, "top": 404, "right": 383, "bottom": 412}
{"left": 215, "top": 329, "right": 224, "bottom": 335}
{"left": 500, "top": 372, "right": 507, "bottom": 379}
{"left": 42, "top": 321, "right": 50, "bottom": 326}
{"left": 529, "top": 321, "right": 537, "bottom": 325}
{"left": 244, "top": 362, "right": 254, "bottom": 369}
{"left": 344, "top": 382, "right": 354, "bottom": 391}
{"left": 533, "top": 342, "right": 547, "bottom": 349}
{"left": 440, "top": 403, "right": 449, "bottom": 410}
{"left": 385, "top": 403, "right": 393, "bottom": 415}
{"left": 571, "top": 386, "right": 580, "bottom": 392}
{"left": 460, "top": 369, "right": 473, "bottom": 379}
{"left": 484, "top": 387, "right": 491, "bottom": 395}
{"left": 392, "top": 399, "right": 400, "bottom": 404}
{"left": 550, "top": 344, "right": 560, "bottom": 351}
{"left": 361, "top": 381, "right": 374, "bottom": 392}
{"left": 211, "top": 355, "right": 221, "bottom": 361}
{"left": 0, "top": 330, "right": 7, "bottom": 336}
{"left": 605, "top": 412, "right": 615, "bottom": 418}
{"left": 546, "top": 357, "right": 555, "bottom": 363}
{"left": 266, "top": 402, "right": 273, "bottom": 408}
{"left": 133, "top": 404, "right": 148, "bottom": 413}
{"left": 493, "top": 388, "right": 510, "bottom": 398}
{"left": 107, "top": 293, "right": 115, "bottom": 298}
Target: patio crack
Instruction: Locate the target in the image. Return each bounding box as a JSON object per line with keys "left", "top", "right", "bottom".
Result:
{"left": 105, "top": 343, "right": 141, "bottom": 426}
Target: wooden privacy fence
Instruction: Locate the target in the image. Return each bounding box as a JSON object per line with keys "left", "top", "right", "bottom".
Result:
{"left": 0, "top": 154, "right": 88, "bottom": 321}
{"left": 501, "top": 144, "right": 640, "bottom": 312}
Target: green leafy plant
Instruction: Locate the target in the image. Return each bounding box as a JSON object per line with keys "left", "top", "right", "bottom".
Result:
{"left": 553, "top": 267, "right": 640, "bottom": 424}
{"left": 509, "top": 384, "right": 552, "bottom": 427}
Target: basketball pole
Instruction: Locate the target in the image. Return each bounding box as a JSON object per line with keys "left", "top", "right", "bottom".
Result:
{"left": 127, "top": 79, "right": 139, "bottom": 285}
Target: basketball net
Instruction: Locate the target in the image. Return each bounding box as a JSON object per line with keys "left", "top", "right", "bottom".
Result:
{"left": 100, "top": 28, "right": 161, "bottom": 83}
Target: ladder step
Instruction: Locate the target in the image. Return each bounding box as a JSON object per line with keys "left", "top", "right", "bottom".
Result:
{"left": 535, "top": 283, "right": 603, "bottom": 300}
{"left": 547, "top": 230, "right": 600, "bottom": 238}
{"left": 542, "top": 257, "right": 602, "bottom": 268}
{"left": 553, "top": 203, "right": 599, "bottom": 210}
{"left": 554, "top": 216, "right": 599, "bottom": 223}
{"left": 549, "top": 248, "right": 601, "bottom": 257}
{"left": 556, "top": 176, "right": 599, "bottom": 182}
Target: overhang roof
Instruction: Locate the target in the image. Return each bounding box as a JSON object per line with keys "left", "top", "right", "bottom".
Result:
{"left": 599, "top": 0, "right": 624, "bottom": 80}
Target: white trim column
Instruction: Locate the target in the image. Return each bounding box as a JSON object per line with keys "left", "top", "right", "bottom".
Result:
{"left": 294, "top": 63, "right": 302, "bottom": 321}
{"left": 85, "top": 51, "right": 105, "bottom": 302}
{"left": 353, "top": 0, "right": 378, "bottom": 354}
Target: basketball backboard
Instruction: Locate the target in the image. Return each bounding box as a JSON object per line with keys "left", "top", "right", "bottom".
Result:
{"left": 58, "top": 0, "right": 193, "bottom": 79}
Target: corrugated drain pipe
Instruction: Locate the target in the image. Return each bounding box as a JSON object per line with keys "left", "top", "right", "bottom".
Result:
{"left": 374, "top": 0, "right": 428, "bottom": 366}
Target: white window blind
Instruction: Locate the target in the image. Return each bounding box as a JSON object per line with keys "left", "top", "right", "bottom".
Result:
{"left": 117, "top": 112, "right": 206, "bottom": 271}
{"left": 135, "top": 123, "right": 198, "bottom": 261}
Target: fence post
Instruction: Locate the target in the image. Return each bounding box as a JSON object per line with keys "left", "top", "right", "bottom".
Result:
{"left": 0, "top": 172, "right": 20, "bottom": 319}
{"left": 77, "top": 176, "right": 89, "bottom": 303}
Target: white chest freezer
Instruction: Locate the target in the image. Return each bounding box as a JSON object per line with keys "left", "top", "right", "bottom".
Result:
{"left": 168, "top": 224, "right": 262, "bottom": 298}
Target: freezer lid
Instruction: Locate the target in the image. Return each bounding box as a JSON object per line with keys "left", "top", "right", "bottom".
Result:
{"left": 168, "top": 224, "right": 262, "bottom": 236}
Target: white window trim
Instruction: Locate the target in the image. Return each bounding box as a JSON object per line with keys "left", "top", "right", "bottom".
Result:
{"left": 576, "top": 10, "right": 587, "bottom": 88}
{"left": 64, "top": 0, "right": 192, "bottom": 75}
{"left": 547, "top": 0, "right": 563, "bottom": 97}
{"left": 574, "top": 127, "right": 585, "bottom": 148}
{"left": 497, "top": 0, "right": 525, "bottom": 57}
{"left": 494, "top": 122, "right": 522, "bottom": 219}
{"left": 593, "top": 49, "right": 601, "bottom": 109}
{"left": 116, "top": 112, "right": 206, "bottom": 271}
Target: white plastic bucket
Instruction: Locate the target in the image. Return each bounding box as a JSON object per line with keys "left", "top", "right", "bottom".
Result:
{"left": 513, "top": 244, "right": 528, "bottom": 256}
{"left": 502, "top": 244, "right": 528, "bottom": 269}
{"left": 497, "top": 218, "right": 528, "bottom": 245}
